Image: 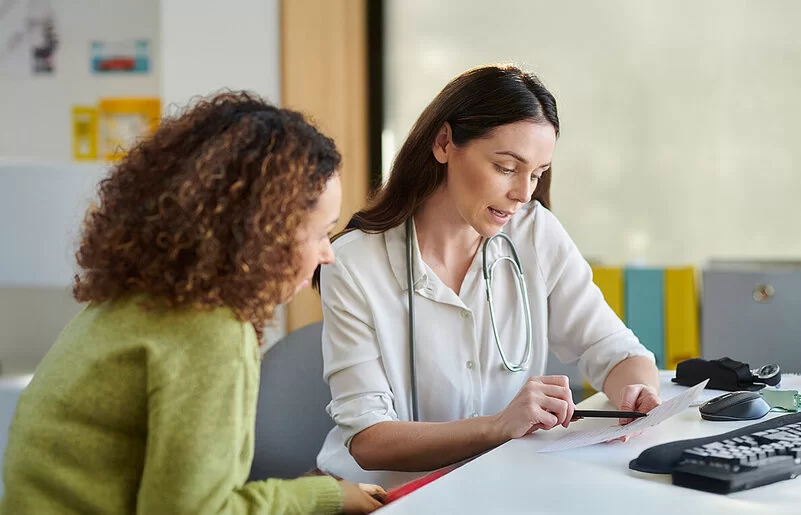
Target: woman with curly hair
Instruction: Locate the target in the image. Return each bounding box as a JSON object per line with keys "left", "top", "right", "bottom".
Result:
{"left": 0, "top": 92, "right": 383, "bottom": 514}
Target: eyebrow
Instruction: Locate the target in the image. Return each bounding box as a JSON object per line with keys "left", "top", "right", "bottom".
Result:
{"left": 495, "top": 151, "right": 551, "bottom": 170}
{"left": 495, "top": 151, "right": 528, "bottom": 164}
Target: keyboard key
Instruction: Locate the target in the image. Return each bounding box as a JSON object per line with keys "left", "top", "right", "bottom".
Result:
{"left": 671, "top": 415, "right": 801, "bottom": 494}
{"left": 682, "top": 449, "right": 709, "bottom": 459}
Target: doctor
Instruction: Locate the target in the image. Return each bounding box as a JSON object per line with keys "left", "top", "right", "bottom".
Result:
{"left": 314, "top": 65, "right": 661, "bottom": 487}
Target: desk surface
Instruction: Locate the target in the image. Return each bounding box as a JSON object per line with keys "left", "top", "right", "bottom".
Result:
{"left": 380, "top": 372, "right": 801, "bottom": 514}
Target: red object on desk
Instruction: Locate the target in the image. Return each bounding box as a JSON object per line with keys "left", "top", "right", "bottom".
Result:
{"left": 384, "top": 463, "right": 461, "bottom": 503}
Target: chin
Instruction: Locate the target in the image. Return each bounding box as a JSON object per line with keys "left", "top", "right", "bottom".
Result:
{"left": 474, "top": 223, "right": 504, "bottom": 239}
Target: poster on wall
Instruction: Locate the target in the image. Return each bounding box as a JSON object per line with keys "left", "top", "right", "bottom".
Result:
{"left": 71, "top": 106, "right": 98, "bottom": 161}
{"left": 0, "top": 0, "right": 60, "bottom": 76}
{"left": 90, "top": 39, "right": 150, "bottom": 74}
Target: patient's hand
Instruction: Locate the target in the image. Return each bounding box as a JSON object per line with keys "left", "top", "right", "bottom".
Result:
{"left": 340, "top": 480, "right": 385, "bottom": 513}
{"left": 358, "top": 483, "right": 387, "bottom": 503}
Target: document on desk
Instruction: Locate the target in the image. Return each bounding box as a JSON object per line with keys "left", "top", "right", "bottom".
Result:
{"left": 537, "top": 379, "right": 709, "bottom": 453}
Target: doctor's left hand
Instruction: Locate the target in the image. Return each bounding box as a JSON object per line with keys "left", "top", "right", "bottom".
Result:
{"left": 612, "top": 383, "right": 660, "bottom": 442}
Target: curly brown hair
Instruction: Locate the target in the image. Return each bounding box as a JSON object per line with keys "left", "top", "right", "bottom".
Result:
{"left": 74, "top": 91, "right": 341, "bottom": 330}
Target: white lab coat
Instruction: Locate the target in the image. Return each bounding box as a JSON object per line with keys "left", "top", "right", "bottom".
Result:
{"left": 315, "top": 201, "right": 654, "bottom": 487}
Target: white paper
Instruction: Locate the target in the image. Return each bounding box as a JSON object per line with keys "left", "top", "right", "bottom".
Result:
{"left": 537, "top": 379, "right": 709, "bottom": 453}
{"left": 659, "top": 380, "right": 725, "bottom": 407}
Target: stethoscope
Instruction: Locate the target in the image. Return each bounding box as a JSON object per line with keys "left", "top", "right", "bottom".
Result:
{"left": 405, "top": 218, "right": 533, "bottom": 421}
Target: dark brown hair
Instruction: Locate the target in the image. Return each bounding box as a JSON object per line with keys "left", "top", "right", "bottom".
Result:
{"left": 74, "top": 91, "right": 340, "bottom": 329}
{"left": 313, "top": 64, "right": 559, "bottom": 289}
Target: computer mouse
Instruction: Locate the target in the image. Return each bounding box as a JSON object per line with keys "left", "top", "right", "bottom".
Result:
{"left": 699, "top": 391, "right": 771, "bottom": 421}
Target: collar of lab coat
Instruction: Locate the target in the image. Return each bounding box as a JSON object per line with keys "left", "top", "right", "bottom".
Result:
{"left": 383, "top": 218, "right": 508, "bottom": 295}
{"left": 384, "top": 219, "right": 428, "bottom": 292}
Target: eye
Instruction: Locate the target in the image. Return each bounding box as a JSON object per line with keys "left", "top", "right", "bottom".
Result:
{"left": 495, "top": 164, "right": 515, "bottom": 175}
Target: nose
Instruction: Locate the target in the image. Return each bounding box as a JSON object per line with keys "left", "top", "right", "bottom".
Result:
{"left": 508, "top": 174, "right": 535, "bottom": 204}
{"left": 319, "top": 239, "right": 335, "bottom": 265}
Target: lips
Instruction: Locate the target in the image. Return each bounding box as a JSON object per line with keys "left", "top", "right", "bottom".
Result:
{"left": 489, "top": 207, "right": 514, "bottom": 217}
{"left": 488, "top": 207, "right": 514, "bottom": 225}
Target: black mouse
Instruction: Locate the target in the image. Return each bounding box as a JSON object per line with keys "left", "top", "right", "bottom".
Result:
{"left": 699, "top": 391, "right": 771, "bottom": 421}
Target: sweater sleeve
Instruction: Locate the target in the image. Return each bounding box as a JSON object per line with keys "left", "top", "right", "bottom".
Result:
{"left": 135, "top": 319, "right": 343, "bottom": 515}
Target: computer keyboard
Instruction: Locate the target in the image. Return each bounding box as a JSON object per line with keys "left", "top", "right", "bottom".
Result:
{"left": 672, "top": 420, "right": 801, "bottom": 494}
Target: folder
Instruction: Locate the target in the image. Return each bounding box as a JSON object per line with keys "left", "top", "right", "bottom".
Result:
{"left": 587, "top": 266, "right": 625, "bottom": 391}
{"left": 385, "top": 462, "right": 463, "bottom": 503}
{"left": 625, "top": 268, "right": 665, "bottom": 368}
{"left": 664, "top": 267, "right": 700, "bottom": 370}
{"left": 590, "top": 265, "right": 625, "bottom": 320}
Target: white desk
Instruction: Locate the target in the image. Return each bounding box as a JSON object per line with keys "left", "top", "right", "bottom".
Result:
{"left": 379, "top": 372, "right": 801, "bottom": 514}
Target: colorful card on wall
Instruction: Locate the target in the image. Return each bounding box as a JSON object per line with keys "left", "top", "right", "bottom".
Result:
{"left": 91, "top": 39, "right": 150, "bottom": 73}
{"left": 71, "top": 106, "right": 98, "bottom": 160}
{"left": 98, "top": 97, "right": 161, "bottom": 161}
{"left": 625, "top": 268, "right": 665, "bottom": 368}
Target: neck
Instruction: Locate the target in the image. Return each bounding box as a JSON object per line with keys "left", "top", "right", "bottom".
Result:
{"left": 413, "top": 186, "right": 481, "bottom": 267}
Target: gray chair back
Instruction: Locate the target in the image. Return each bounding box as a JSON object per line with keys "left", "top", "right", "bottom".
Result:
{"left": 0, "top": 377, "right": 29, "bottom": 497}
{"left": 249, "top": 322, "right": 334, "bottom": 480}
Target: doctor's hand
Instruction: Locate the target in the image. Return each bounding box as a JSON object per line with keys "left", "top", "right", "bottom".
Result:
{"left": 491, "top": 375, "right": 575, "bottom": 440}
{"left": 609, "top": 383, "right": 661, "bottom": 443}
{"left": 617, "top": 383, "right": 660, "bottom": 424}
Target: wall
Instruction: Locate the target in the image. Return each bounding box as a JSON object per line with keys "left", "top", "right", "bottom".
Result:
{"left": 281, "top": 0, "right": 369, "bottom": 332}
{"left": 0, "top": 0, "right": 286, "bottom": 373}
{"left": 0, "top": 161, "right": 108, "bottom": 372}
{"left": 0, "top": 0, "right": 160, "bottom": 373}
{"left": 160, "top": 0, "right": 284, "bottom": 343}
{"left": 0, "top": 0, "right": 161, "bottom": 160}
{"left": 383, "top": 0, "right": 801, "bottom": 267}
{"left": 160, "top": 0, "right": 280, "bottom": 109}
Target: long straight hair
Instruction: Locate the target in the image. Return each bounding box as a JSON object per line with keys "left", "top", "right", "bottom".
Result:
{"left": 313, "top": 64, "right": 559, "bottom": 288}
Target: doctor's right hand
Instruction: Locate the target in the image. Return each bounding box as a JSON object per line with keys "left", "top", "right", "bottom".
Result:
{"left": 490, "top": 375, "right": 575, "bottom": 440}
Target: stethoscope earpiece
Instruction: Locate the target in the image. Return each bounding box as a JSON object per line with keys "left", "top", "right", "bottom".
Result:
{"left": 752, "top": 364, "right": 781, "bottom": 387}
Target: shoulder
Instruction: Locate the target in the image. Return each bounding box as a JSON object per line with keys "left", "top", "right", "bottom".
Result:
{"left": 50, "top": 297, "right": 254, "bottom": 391}
{"left": 101, "top": 296, "right": 252, "bottom": 360}
{"left": 508, "top": 201, "right": 574, "bottom": 256}
{"left": 507, "top": 201, "right": 579, "bottom": 287}
{"left": 322, "top": 227, "right": 399, "bottom": 301}
{"left": 331, "top": 229, "right": 386, "bottom": 260}
{"left": 328, "top": 229, "right": 394, "bottom": 281}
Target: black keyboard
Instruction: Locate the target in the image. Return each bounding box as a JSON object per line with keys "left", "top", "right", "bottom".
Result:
{"left": 672, "top": 420, "right": 801, "bottom": 494}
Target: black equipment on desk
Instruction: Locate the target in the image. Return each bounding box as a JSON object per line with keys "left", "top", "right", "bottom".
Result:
{"left": 630, "top": 412, "right": 801, "bottom": 495}
{"left": 672, "top": 357, "right": 781, "bottom": 391}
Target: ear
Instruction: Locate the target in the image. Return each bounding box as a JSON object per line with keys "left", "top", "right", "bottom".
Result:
{"left": 431, "top": 122, "right": 453, "bottom": 164}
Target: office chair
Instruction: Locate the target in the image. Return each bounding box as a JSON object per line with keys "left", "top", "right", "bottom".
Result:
{"left": 0, "top": 376, "right": 29, "bottom": 496}
{"left": 249, "top": 322, "right": 335, "bottom": 480}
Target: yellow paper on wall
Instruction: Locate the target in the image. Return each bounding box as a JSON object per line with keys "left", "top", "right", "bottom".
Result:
{"left": 664, "top": 267, "right": 700, "bottom": 370}
{"left": 98, "top": 97, "right": 161, "bottom": 161}
{"left": 72, "top": 106, "right": 99, "bottom": 161}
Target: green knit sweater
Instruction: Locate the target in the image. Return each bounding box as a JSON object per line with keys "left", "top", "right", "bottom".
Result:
{"left": 0, "top": 297, "right": 342, "bottom": 514}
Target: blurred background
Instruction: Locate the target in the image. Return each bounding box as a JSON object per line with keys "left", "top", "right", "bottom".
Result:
{"left": 1, "top": 0, "right": 799, "bottom": 382}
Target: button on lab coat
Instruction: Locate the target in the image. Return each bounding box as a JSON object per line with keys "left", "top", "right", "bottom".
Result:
{"left": 316, "top": 201, "right": 654, "bottom": 487}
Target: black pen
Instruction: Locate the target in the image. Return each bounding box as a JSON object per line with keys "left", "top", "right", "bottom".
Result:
{"left": 571, "top": 410, "right": 647, "bottom": 420}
